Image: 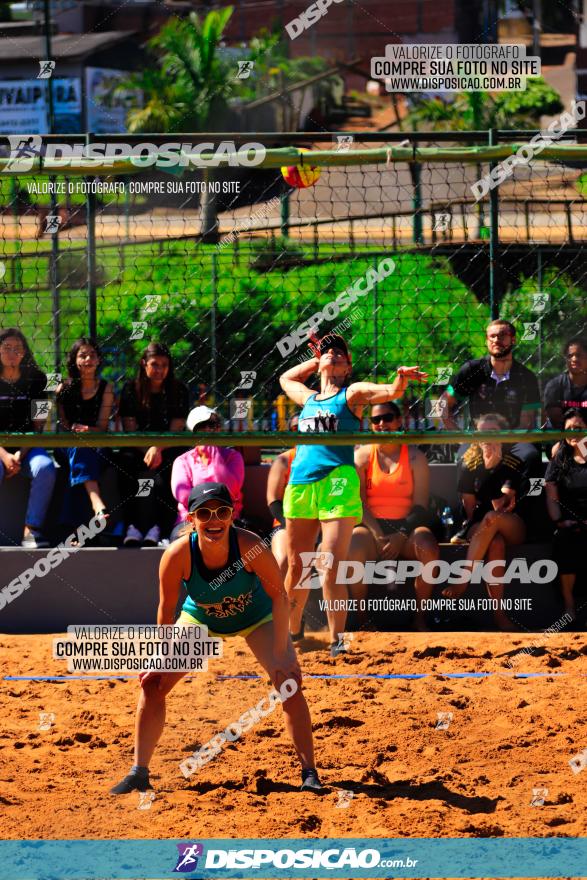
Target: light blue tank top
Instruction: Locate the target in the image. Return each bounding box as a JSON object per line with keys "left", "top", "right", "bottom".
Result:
{"left": 289, "top": 387, "right": 360, "bottom": 484}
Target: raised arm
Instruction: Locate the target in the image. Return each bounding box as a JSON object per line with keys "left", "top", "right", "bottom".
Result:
{"left": 346, "top": 366, "right": 427, "bottom": 406}
{"left": 279, "top": 358, "right": 319, "bottom": 406}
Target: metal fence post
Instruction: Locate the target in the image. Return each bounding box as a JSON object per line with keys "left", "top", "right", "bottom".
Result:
{"left": 411, "top": 161, "right": 423, "bottom": 245}
{"left": 373, "top": 257, "right": 379, "bottom": 380}
{"left": 86, "top": 132, "right": 97, "bottom": 338}
{"left": 49, "top": 197, "right": 60, "bottom": 372}
{"left": 41, "top": 0, "right": 61, "bottom": 371}
{"left": 280, "top": 190, "right": 290, "bottom": 238}
{"left": 211, "top": 249, "right": 218, "bottom": 399}
{"left": 488, "top": 128, "right": 500, "bottom": 320}
{"left": 9, "top": 177, "right": 22, "bottom": 289}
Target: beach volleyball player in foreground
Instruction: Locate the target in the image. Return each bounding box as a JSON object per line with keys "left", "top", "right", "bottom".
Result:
{"left": 279, "top": 333, "right": 426, "bottom": 656}
{"left": 110, "top": 482, "right": 322, "bottom": 795}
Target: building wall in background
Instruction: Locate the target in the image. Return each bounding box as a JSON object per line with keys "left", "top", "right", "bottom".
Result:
{"left": 52, "top": 0, "right": 459, "bottom": 59}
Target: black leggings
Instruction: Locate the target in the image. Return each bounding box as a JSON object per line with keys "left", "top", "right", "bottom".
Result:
{"left": 552, "top": 526, "right": 587, "bottom": 576}
{"left": 115, "top": 447, "right": 182, "bottom": 537}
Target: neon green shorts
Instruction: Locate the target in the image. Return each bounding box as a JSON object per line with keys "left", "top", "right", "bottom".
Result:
{"left": 283, "top": 465, "right": 362, "bottom": 521}
{"left": 177, "top": 610, "right": 273, "bottom": 639}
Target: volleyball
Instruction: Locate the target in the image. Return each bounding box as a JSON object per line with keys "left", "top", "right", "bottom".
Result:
{"left": 281, "top": 149, "right": 321, "bottom": 188}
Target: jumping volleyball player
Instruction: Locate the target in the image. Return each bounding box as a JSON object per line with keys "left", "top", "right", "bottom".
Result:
{"left": 110, "top": 482, "right": 322, "bottom": 795}
{"left": 279, "top": 333, "right": 426, "bottom": 656}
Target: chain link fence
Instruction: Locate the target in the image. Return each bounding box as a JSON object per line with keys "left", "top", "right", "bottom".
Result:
{"left": 0, "top": 131, "right": 585, "bottom": 432}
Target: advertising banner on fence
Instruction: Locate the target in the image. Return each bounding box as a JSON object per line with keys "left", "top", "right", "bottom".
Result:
{"left": 0, "top": 78, "right": 81, "bottom": 134}
{"left": 85, "top": 67, "right": 131, "bottom": 133}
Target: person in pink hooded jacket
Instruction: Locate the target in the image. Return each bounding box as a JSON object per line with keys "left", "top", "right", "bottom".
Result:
{"left": 170, "top": 406, "right": 244, "bottom": 540}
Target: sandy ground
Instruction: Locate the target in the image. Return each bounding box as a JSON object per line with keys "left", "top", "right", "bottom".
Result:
{"left": 1, "top": 630, "right": 586, "bottom": 848}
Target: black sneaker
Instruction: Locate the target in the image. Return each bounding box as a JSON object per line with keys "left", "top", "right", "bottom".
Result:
{"left": 301, "top": 768, "right": 323, "bottom": 792}
{"left": 110, "top": 771, "right": 151, "bottom": 795}
{"left": 330, "top": 639, "right": 348, "bottom": 658}
{"left": 291, "top": 615, "right": 306, "bottom": 643}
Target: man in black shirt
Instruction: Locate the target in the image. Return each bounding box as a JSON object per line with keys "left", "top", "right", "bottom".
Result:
{"left": 440, "top": 319, "right": 541, "bottom": 474}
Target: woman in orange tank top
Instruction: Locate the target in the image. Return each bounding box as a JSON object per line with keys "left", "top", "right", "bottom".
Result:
{"left": 349, "top": 402, "right": 439, "bottom": 631}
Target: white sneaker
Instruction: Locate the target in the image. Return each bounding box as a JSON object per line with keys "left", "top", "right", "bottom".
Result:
{"left": 21, "top": 532, "right": 50, "bottom": 549}
{"left": 143, "top": 525, "right": 161, "bottom": 547}
{"left": 123, "top": 524, "right": 143, "bottom": 546}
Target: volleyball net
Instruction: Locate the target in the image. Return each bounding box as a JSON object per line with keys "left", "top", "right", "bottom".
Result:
{"left": 0, "top": 131, "right": 585, "bottom": 444}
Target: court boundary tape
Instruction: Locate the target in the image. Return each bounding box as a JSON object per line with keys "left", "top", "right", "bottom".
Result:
{"left": 1, "top": 671, "right": 577, "bottom": 681}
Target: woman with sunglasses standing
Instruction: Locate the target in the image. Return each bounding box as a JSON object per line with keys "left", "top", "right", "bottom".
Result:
{"left": 279, "top": 332, "right": 426, "bottom": 656}
{"left": 350, "top": 402, "right": 439, "bottom": 631}
{"left": 169, "top": 406, "right": 244, "bottom": 541}
{"left": 110, "top": 482, "right": 322, "bottom": 795}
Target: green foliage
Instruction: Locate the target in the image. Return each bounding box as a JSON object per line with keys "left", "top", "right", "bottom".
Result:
{"left": 112, "top": 10, "right": 332, "bottom": 135}
{"left": 248, "top": 235, "right": 305, "bottom": 269}
{"left": 406, "top": 78, "right": 563, "bottom": 131}
{"left": 57, "top": 251, "right": 107, "bottom": 290}
{"left": 576, "top": 174, "right": 587, "bottom": 197}
{"left": 114, "top": 7, "right": 236, "bottom": 133}
{"left": 490, "top": 78, "right": 564, "bottom": 128}
{"left": 500, "top": 269, "right": 587, "bottom": 380}
{"left": 93, "top": 245, "right": 488, "bottom": 395}
{"left": 233, "top": 27, "right": 332, "bottom": 103}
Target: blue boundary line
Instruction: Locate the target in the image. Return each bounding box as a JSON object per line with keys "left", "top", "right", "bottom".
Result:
{"left": 2, "top": 672, "right": 572, "bottom": 682}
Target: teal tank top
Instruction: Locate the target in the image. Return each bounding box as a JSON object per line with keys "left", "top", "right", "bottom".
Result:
{"left": 181, "top": 528, "right": 272, "bottom": 634}
{"left": 289, "top": 386, "right": 360, "bottom": 484}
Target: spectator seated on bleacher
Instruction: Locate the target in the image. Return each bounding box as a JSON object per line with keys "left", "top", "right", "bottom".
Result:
{"left": 543, "top": 336, "right": 587, "bottom": 438}
{"left": 116, "top": 341, "right": 189, "bottom": 547}
{"left": 349, "top": 402, "right": 439, "bottom": 631}
{"left": 55, "top": 338, "right": 114, "bottom": 534}
{"left": 169, "top": 405, "right": 244, "bottom": 542}
{"left": 441, "top": 319, "right": 542, "bottom": 477}
{"left": 0, "top": 328, "right": 56, "bottom": 548}
{"left": 545, "top": 408, "right": 587, "bottom": 625}
{"left": 443, "top": 413, "right": 528, "bottom": 631}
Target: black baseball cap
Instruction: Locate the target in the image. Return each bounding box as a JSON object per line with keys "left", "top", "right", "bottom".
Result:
{"left": 318, "top": 333, "right": 350, "bottom": 358}
{"left": 188, "top": 483, "right": 233, "bottom": 512}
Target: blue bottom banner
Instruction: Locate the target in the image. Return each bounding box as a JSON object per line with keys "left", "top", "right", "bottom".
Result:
{"left": 0, "top": 838, "right": 586, "bottom": 878}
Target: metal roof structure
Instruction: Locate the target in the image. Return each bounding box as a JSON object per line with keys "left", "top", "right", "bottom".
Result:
{"left": 0, "top": 30, "right": 135, "bottom": 63}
